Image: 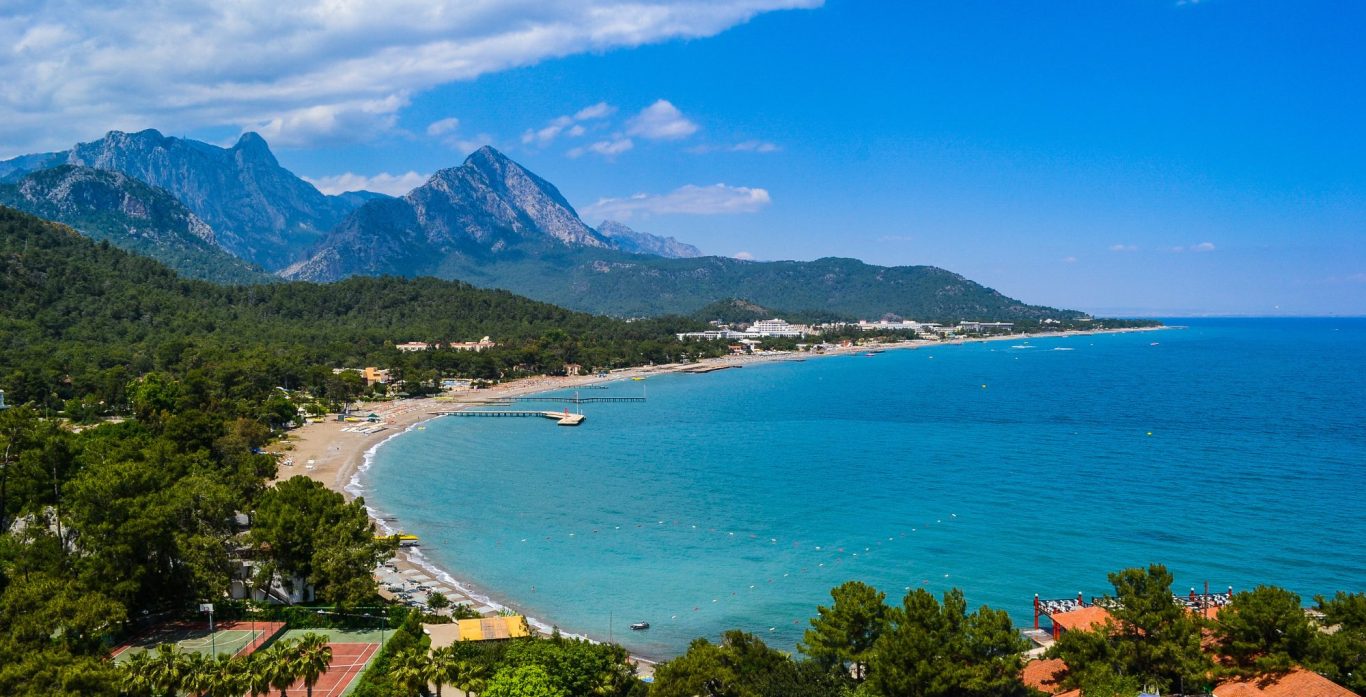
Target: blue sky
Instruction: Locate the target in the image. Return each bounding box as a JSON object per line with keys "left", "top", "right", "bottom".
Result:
{"left": 2, "top": 1, "right": 1363, "bottom": 315}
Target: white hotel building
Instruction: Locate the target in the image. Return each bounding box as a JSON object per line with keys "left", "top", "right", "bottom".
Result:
{"left": 744, "top": 318, "right": 812, "bottom": 338}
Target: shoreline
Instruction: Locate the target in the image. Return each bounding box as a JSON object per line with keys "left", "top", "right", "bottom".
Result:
{"left": 269, "top": 325, "right": 1166, "bottom": 665}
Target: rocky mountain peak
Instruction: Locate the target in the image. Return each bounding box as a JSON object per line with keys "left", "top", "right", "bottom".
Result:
{"left": 432, "top": 146, "right": 607, "bottom": 249}
{"left": 0, "top": 129, "right": 376, "bottom": 269}
{"left": 595, "top": 219, "right": 703, "bottom": 259}
{"left": 231, "top": 132, "right": 278, "bottom": 166}
{"left": 465, "top": 144, "right": 510, "bottom": 169}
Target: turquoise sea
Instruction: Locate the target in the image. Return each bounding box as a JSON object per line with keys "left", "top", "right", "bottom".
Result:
{"left": 360, "top": 318, "right": 1366, "bottom": 659}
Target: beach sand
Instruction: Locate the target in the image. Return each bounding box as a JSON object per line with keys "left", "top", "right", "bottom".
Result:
{"left": 268, "top": 326, "right": 1165, "bottom": 668}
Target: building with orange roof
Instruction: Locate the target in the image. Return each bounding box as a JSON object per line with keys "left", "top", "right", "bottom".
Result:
{"left": 1213, "top": 668, "right": 1358, "bottom": 697}
{"left": 1049, "top": 605, "right": 1114, "bottom": 639}
{"left": 1021, "top": 658, "right": 1079, "bottom": 696}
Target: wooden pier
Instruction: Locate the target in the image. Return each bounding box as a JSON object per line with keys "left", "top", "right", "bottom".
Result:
{"left": 682, "top": 365, "right": 739, "bottom": 374}
{"left": 446, "top": 396, "right": 643, "bottom": 405}
{"left": 433, "top": 410, "right": 586, "bottom": 426}
{"left": 504, "top": 396, "right": 643, "bottom": 404}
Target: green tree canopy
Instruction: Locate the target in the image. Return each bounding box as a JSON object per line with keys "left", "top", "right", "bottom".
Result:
{"left": 1048, "top": 565, "right": 1211, "bottom": 694}
{"left": 1309, "top": 591, "right": 1366, "bottom": 694}
{"left": 865, "top": 588, "right": 1031, "bottom": 697}
{"left": 799, "top": 579, "right": 888, "bottom": 681}
{"left": 483, "top": 664, "right": 570, "bottom": 697}
{"left": 652, "top": 630, "right": 846, "bottom": 697}
{"left": 500, "top": 635, "right": 638, "bottom": 697}
{"left": 1214, "top": 585, "right": 1314, "bottom": 674}
{"left": 249, "top": 476, "right": 393, "bottom": 605}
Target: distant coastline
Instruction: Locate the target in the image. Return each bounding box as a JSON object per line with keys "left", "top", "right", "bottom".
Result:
{"left": 273, "top": 324, "right": 1168, "bottom": 662}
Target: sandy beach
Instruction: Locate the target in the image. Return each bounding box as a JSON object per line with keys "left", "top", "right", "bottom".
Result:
{"left": 268, "top": 325, "right": 1165, "bottom": 666}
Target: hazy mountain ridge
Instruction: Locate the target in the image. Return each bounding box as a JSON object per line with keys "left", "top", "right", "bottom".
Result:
{"left": 286, "top": 146, "right": 1077, "bottom": 319}
{"left": 0, "top": 166, "right": 272, "bottom": 285}
{"left": 596, "top": 219, "right": 702, "bottom": 258}
{"left": 419, "top": 247, "right": 1082, "bottom": 320}
{"left": 0, "top": 129, "right": 379, "bottom": 269}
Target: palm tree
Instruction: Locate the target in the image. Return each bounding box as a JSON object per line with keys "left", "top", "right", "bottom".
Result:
{"left": 180, "top": 652, "right": 215, "bottom": 697}
{"left": 389, "top": 647, "right": 430, "bottom": 696}
{"left": 458, "top": 660, "right": 490, "bottom": 697}
{"left": 243, "top": 653, "right": 275, "bottom": 697}
{"left": 119, "top": 651, "right": 158, "bottom": 697}
{"left": 207, "top": 654, "right": 246, "bottom": 697}
{"left": 148, "top": 644, "right": 189, "bottom": 696}
{"left": 294, "top": 633, "right": 333, "bottom": 697}
{"left": 264, "top": 640, "right": 302, "bottom": 696}
{"left": 592, "top": 662, "right": 636, "bottom": 697}
{"left": 424, "top": 647, "right": 455, "bottom": 697}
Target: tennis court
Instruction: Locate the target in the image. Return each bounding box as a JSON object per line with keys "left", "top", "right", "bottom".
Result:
{"left": 277, "top": 628, "right": 386, "bottom": 697}
{"left": 112, "top": 619, "right": 285, "bottom": 662}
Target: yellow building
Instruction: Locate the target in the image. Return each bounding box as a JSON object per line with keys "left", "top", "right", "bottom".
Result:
{"left": 424, "top": 616, "right": 530, "bottom": 646}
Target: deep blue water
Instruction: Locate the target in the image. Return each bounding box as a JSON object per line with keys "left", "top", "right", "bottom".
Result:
{"left": 361, "top": 318, "right": 1366, "bottom": 659}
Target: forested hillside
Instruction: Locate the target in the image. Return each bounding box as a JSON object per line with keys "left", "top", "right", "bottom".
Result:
{"left": 415, "top": 247, "right": 1085, "bottom": 320}
{"left": 0, "top": 206, "right": 714, "bottom": 410}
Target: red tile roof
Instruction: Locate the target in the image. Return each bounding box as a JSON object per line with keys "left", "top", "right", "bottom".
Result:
{"left": 1214, "top": 684, "right": 1266, "bottom": 697}
{"left": 1214, "top": 668, "right": 1357, "bottom": 697}
{"left": 1022, "top": 658, "right": 1069, "bottom": 694}
{"left": 1051, "top": 605, "right": 1114, "bottom": 632}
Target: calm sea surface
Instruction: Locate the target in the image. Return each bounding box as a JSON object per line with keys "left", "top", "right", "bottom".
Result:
{"left": 361, "top": 318, "right": 1366, "bottom": 658}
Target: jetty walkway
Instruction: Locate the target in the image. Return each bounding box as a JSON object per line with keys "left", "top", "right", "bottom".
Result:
{"left": 432, "top": 410, "right": 585, "bottom": 426}
{"left": 449, "top": 396, "right": 643, "bottom": 405}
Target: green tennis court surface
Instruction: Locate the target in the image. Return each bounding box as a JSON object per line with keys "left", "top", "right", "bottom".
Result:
{"left": 112, "top": 620, "right": 285, "bottom": 662}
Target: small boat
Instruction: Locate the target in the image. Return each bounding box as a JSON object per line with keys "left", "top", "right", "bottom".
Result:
{"left": 630, "top": 622, "right": 650, "bottom": 631}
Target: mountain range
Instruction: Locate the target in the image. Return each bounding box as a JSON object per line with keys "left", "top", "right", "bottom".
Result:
{"left": 0, "top": 130, "right": 1083, "bottom": 321}
{"left": 0, "top": 129, "right": 372, "bottom": 269}
{"left": 0, "top": 165, "right": 271, "bottom": 285}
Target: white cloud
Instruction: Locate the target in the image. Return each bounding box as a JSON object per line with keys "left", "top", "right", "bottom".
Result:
{"left": 734, "top": 251, "right": 755, "bottom": 260}
{"left": 568, "top": 138, "right": 634, "bottom": 158}
{"left": 304, "top": 170, "right": 428, "bottom": 196}
{"left": 582, "top": 183, "right": 771, "bottom": 220}
{"left": 1169, "top": 241, "right": 1216, "bottom": 253}
{"left": 627, "top": 100, "right": 699, "bottom": 140}
{"left": 451, "top": 135, "right": 496, "bottom": 154}
{"left": 689, "top": 139, "right": 781, "bottom": 154}
{"left": 574, "top": 102, "right": 616, "bottom": 120}
{"left": 0, "top": 1, "right": 822, "bottom": 155}
{"left": 1109, "top": 244, "right": 1139, "bottom": 253}
{"left": 424, "top": 116, "right": 492, "bottom": 152}
{"left": 523, "top": 102, "right": 618, "bottom": 147}
{"left": 251, "top": 94, "right": 409, "bottom": 147}
{"left": 426, "top": 117, "right": 460, "bottom": 136}
{"left": 1062, "top": 256, "right": 1078, "bottom": 263}
{"left": 731, "top": 140, "right": 779, "bottom": 152}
